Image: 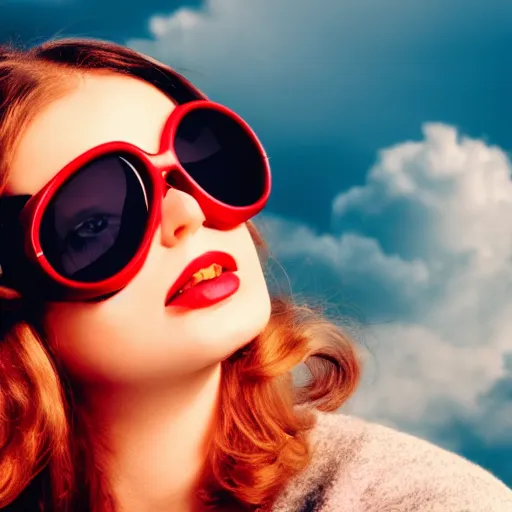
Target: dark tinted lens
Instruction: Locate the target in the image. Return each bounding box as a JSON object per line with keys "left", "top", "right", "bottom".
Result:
{"left": 174, "top": 108, "right": 266, "bottom": 207}
{"left": 40, "top": 155, "right": 149, "bottom": 282}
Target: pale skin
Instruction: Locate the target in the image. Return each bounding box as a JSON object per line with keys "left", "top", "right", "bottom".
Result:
{"left": 5, "top": 73, "right": 272, "bottom": 511}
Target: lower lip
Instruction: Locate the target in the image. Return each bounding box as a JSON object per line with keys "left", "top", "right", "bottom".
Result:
{"left": 166, "top": 272, "right": 240, "bottom": 310}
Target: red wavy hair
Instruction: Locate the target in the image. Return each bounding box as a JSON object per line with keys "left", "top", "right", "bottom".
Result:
{"left": 0, "top": 39, "right": 361, "bottom": 511}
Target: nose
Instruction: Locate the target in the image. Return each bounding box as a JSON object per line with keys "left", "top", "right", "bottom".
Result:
{"left": 160, "top": 187, "right": 206, "bottom": 248}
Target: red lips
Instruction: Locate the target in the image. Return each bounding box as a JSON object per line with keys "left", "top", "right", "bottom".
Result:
{"left": 165, "top": 251, "right": 237, "bottom": 306}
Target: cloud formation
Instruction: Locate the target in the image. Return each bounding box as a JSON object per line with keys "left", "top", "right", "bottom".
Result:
{"left": 259, "top": 124, "right": 512, "bottom": 447}
{"left": 128, "top": 0, "right": 385, "bottom": 139}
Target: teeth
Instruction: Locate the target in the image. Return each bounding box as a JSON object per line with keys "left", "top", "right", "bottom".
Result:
{"left": 192, "top": 263, "right": 222, "bottom": 283}
{"left": 178, "top": 263, "right": 223, "bottom": 294}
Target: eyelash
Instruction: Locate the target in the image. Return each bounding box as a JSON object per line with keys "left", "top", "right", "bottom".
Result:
{"left": 66, "top": 214, "right": 115, "bottom": 251}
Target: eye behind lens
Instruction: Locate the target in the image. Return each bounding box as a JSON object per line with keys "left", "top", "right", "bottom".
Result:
{"left": 40, "top": 154, "right": 150, "bottom": 283}
{"left": 174, "top": 108, "right": 267, "bottom": 207}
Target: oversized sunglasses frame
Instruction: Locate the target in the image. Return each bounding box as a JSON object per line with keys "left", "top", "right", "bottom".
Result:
{"left": 0, "top": 100, "right": 271, "bottom": 302}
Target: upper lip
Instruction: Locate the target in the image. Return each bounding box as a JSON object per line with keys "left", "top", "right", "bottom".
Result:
{"left": 165, "top": 250, "right": 238, "bottom": 305}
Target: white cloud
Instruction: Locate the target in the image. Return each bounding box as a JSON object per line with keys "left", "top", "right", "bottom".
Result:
{"left": 333, "top": 124, "right": 512, "bottom": 266}
{"left": 126, "top": 0, "right": 463, "bottom": 142}
{"left": 257, "top": 123, "right": 512, "bottom": 445}
{"left": 128, "top": 0, "right": 491, "bottom": 74}
{"left": 259, "top": 215, "right": 430, "bottom": 313}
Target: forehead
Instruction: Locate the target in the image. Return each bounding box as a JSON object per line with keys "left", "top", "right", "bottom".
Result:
{"left": 6, "top": 73, "right": 176, "bottom": 195}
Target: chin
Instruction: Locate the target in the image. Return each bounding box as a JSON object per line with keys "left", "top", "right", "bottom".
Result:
{"left": 180, "top": 291, "right": 271, "bottom": 364}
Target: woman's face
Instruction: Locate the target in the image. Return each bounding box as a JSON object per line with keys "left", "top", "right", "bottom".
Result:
{"left": 5, "top": 73, "right": 272, "bottom": 384}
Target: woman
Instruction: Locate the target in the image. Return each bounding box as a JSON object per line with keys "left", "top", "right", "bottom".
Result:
{"left": 0, "top": 38, "right": 510, "bottom": 512}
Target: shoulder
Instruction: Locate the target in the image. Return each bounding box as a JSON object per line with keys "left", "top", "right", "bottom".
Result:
{"left": 272, "top": 411, "right": 512, "bottom": 512}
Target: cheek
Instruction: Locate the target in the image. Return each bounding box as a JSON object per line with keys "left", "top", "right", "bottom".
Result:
{"left": 42, "top": 301, "right": 167, "bottom": 383}
{"left": 220, "top": 226, "right": 272, "bottom": 337}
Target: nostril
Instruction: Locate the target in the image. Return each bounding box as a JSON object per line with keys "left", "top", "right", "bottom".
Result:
{"left": 173, "top": 225, "right": 186, "bottom": 239}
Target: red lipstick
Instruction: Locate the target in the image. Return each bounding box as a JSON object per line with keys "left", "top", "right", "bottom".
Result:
{"left": 165, "top": 251, "right": 240, "bottom": 309}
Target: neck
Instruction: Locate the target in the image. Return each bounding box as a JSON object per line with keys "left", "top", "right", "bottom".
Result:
{"left": 80, "top": 364, "right": 222, "bottom": 512}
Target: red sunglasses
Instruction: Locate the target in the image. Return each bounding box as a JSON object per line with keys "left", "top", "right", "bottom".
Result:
{"left": 0, "top": 100, "right": 271, "bottom": 302}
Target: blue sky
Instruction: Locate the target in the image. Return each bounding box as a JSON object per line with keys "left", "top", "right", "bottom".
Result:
{"left": 2, "top": 0, "right": 512, "bottom": 486}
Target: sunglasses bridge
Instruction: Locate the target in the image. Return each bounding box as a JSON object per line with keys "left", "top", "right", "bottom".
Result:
{"left": 147, "top": 151, "right": 182, "bottom": 193}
